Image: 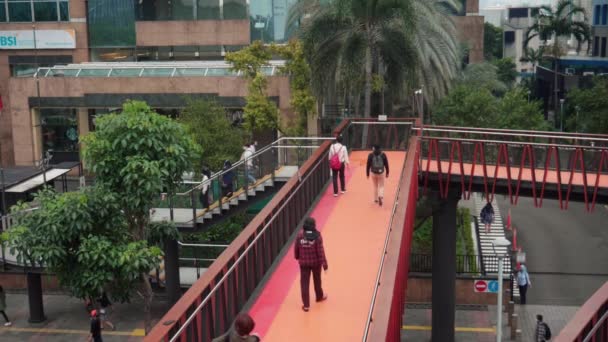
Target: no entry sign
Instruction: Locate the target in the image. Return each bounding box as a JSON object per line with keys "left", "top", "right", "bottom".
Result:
{"left": 474, "top": 280, "right": 488, "bottom": 292}
{"left": 474, "top": 280, "right": 499, "bottom": 293}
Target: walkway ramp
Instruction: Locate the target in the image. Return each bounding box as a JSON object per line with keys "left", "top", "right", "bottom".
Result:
{"left": 248, "top": 151, "right": 406, "bottom": 341}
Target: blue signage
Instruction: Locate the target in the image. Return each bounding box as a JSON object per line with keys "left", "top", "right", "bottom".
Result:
{"left": 487, "top": 280, "right": 499, "bottom": 293}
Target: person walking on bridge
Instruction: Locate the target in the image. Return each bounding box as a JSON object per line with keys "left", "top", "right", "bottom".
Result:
{"left": 328, "top": 135, "right": 349, "bottom": 197}
{"left": 294, "top": 217, "right": 328, "bottom": 312}
{"left": 366, "top": 145, "right": 390, "bottom": 206}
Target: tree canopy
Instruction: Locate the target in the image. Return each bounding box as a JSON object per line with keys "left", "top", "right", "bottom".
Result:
{"left": 565, "top": 77, "right": 608, "bottom": 134}
{"left": 483, "top": 22, "right": 503, "bottom": 60}
{"left": 179, "top": 98, "right": 244, "bottom": 171}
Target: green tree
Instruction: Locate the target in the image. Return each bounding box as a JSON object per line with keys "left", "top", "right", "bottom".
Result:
{"left": 81, "top": 100, "right": 199, "bottom": 332}
{"left": 5, "top": 187, "right": 162, "bottom": 304}
{"left": 459, "top": 62, "right": 508, "bottom": 95}
{"left": 492, "top": 58, "right": 518, "bottom": 87}
{"left": 566, "top": 77, "right": 608, "bottom": 133}
{"left": 272, "top": 40, "right": 317, "bottom": 136}
{"left": 299, "top": 0, "right": 461, "bottom": 117}
{"left": 524, "top": 0, "right": 591, "bottom": 116}
{"left": 520, "top": 46, "right": 545, "bottom": 75}
{"left": 432, "top": 85, "right": 497, "bottom": 127}
{"left": 226, "top": 41, "right": 280, "bottom": 135}
{"left": 179, "top": 99, "right": 244, "bottom": 170}
{"left": 496, "top": 88, "right": 550, "bottom": 130}
{"left": 484, "top": 22, "right": 503, "bottom": 60}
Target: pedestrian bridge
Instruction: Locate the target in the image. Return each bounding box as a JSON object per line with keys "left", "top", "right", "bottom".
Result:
{"left": 145, "top": 119, "right": 608, "bottom": 342}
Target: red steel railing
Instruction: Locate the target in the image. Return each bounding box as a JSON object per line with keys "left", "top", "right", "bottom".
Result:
{"left": 363, "top": 133, "right": 420, "bottom": 341}
{"left": 417, "top": 126, "right": 608, "bottom": 211}
{"left": 556, "top": 281, "right": 608, "bottom": 342}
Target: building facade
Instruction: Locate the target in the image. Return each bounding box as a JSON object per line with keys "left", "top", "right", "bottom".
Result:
{"left": 0, "top": 0, "right": 484, "bottom": 167}
{"left": 592, "top": 0, "right": 608, "bottom": 57}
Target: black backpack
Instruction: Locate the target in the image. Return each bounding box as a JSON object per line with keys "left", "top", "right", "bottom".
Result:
{"left": 371, "top": 153, "right": 385, "bottom": 174}
{"left": 544, "top": 322, "right": 551, "bottom": 340}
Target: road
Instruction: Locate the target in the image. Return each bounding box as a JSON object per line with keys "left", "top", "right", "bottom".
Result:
{"left": 496, "top": 196, "right": 608, "bottom": 306}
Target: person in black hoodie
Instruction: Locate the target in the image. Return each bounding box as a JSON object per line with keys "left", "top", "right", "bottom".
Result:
{"left": 366, "top": 145, "right": 390, "bottom": 206}
{"left": 294, "top": 217, "right": 328, "bottom": 312}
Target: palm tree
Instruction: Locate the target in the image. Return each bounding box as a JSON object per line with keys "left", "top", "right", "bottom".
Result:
{"left": 524, "top": 0, "right": 590, "bottom": 119}
{"left": 520, "top": 46, "right": 545, "bottom": 75}
{"left": 297, "top": 0, "right": 461, "bottom": 118}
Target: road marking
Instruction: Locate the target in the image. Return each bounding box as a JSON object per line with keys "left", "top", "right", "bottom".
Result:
{"left": 402, "top": 325, "right": 496, "bottom": 333}
{"left": 0, "top": 326, "right": 145, "bottom": 337}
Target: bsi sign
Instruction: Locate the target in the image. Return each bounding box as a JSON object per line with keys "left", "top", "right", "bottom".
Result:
{"left": 0, "top": 30, "right": 76, "bottom": 49}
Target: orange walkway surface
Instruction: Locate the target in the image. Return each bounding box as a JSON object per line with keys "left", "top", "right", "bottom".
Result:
{"left": 249, "top": 151, "right": 406, "bottom": 342}
{"left": 424, "top": 160, "right": 608, "bottom": 188}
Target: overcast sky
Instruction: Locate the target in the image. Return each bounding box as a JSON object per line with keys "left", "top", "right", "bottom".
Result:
{"left": 480, "top": 0, "right": 554, "bottom": 7}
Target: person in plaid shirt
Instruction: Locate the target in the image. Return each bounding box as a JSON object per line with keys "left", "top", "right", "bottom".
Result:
{"left": 294, "top": 217, "right": 328, "bottom": 312}
{"left": 535, "top": 314, "right": 548, "bottom": 341}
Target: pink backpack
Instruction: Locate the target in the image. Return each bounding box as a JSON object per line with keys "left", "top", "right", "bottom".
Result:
{"left": 330, "top": 146, "right": 343, "bottom": 170}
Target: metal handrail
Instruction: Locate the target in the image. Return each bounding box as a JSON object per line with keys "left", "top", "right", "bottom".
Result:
{"left": 167, "top": 148, "right": 330, "bottom": 342}
{"left": 163, "top": 137, "right": 332, "bottom": 196}
{"left": 362, "top": 141, "right": 412, "bottom": 341}
{"left": 583, "top": 309, "right": 608, "bottom": 342}
{"left": 419, "top": 136, "right": 608, "bottom": 150}
{"left": 413, "top": 127, "right": 608, "bottom": 142}
{"left": 177, "top": 241, "right": 229, "bottom": 248}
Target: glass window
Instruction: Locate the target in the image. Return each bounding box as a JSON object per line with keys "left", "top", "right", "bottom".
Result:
{"left": 141, "top": 68, "right": 174, "bottom": 77}
{"left": 40, "top": 108, "right": 79, "bottom": 155}
{"left": 223, "top": 0, "right": 246, "bottom": 19}
{"left": 8, "top": 2, "right": 32, "bottom": 22}
{"left": 36, "top": 68, "right": 50, "bottom": 76}
{"left": 11, "top": 64, "right": 38, "bottom": 77}
{"left": 91, "top": 48, "right": 136, "bottom": 62}
{"left": 109, "top": 68, "right": 143, "bottom": 77}
{"left": 136, "top": 0, "right": 170, "bottom": 20}
{"left": 88, "top": 0, "right": 136, "bottom": 47}
{"left": 175, "top": 68, "right": 206, "bottom": 76}
{"left": 78, "top": 69, "right": 111, "bottom": 77}
{"left": 602, "top": 5, "right": 608, "bottom": 26}
{"left": 260, "top": 66, "right": 273, "bottom": 76}
{"left": 206, "top": 68, "right": 237, "bottom": 76}
{"left": 595, "top": 5, "right": 601, "bottom": 25}
{"left": 59, "top": 0, "right": 68, "bottom": 21}
{"left": 33, "top": 1, "right": 59, "bottom": 21}
{"left": 0, "top": 1, "right": 6, "bottom": 22}
{"left": 173, "top": 46, "right": 199, "bottom": 60}
{"left": 197, "top": 0, "right": 219, "bottom": 19}
{"left": 172, "top": 0, "right": 194, "bottom": 20}
{"left": 48, "top": 68, "right": 79, "bottom": 77}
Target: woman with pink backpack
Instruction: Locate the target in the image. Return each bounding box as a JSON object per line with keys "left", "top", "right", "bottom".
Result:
{"left": 328, "top": 135, "right": 349, "bottom": 197}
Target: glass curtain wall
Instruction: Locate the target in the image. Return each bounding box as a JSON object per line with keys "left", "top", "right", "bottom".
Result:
{"left": 135, "top": 0, "right": 244, "bottom": 20}
{"left": 249, "top": 0, "right": 299, "bottom": 43}
{"left": 88, "top": 0, "right": 136, "bottom": 47}
{"left": 0, "top": 0, "right": 69, "bottom": 22}
{"left": 40, "top": 108, "right": 79, "bottom": 163}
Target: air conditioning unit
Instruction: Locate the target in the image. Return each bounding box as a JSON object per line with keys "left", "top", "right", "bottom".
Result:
{"left": 565, "top": 68, "right": 575, "bottom": 75}
{"left": 583, "top": 71, "right": 595, "bottom": 76}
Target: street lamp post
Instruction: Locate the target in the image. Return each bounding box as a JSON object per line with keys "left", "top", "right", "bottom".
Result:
{"left": 560, "top": 98, "right": 565, "bottom": 132}
{"left": 575, "top": 105, "right": 580, "bottom": 133}
{"left": 492, "top": 237, "right": 512, "bottom": 342}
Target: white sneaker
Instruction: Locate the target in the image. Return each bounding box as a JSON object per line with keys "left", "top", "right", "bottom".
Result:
{"left": 4, "top": 322, "right": 12, "bottom": 326}
{"left": 333, "top": 193, "right": 338, "bottom": 197}
{"left": 341, "top": 190, "right": 346, "bottom": 194}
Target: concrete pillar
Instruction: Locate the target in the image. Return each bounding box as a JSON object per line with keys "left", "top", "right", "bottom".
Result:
{"left": 431, "top": 189, "right": 460, "bottom": 342}
{"left": 26, "top": 272, "right": 46, "bottom": 323}
{"left": 164, "top": 238, "right": 181, "bottom": 306}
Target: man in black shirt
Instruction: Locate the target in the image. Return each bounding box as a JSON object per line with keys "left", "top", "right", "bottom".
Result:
{"left": 89, "top": 309, "right": 103, "bottom": 342}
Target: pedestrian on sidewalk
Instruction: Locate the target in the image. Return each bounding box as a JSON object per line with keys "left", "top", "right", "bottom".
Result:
{"left": 517, "top": 264, "right": 532, "bottom": 305}
{"left": 97, "top": 292, "right": 115, "bottom": 331}
{"left": 294, "top": 217, "right": 328, "bottom": 312}
{"left": 211, "top": 312, "right": 260, "bottom": 342}
{"left": 88, "top": 310, "right": 103, "bottom": 342}
{"left": 480, "top": 202, "right": 495, "bottom": 233}
{"left": 0, "top": 285, "right": 12, "bottom": 326}
{"left": 535, "top": 314, "right": 551, "bottom": 341}
{"left": 366, "top": 145, "right": 389, "bottom": 206}
{"left": 328, "top": 135, "right": 349, "bottom": 197}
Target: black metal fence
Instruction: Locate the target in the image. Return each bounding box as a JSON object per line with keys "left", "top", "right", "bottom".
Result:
{"left": 410, "top": 254, "right": 513, "bottom": 276}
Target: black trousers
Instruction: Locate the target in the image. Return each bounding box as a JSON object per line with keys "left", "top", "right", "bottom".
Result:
{"left": 199, "top": 191, "right": 209, "bottom": 209}
{"left": 519, "top": 284, "right": 528, "bottom": 304}
{"left": 332, "top": 163, "right": 345, "bottom": 194}
{"left": 0, "top": 310, "right": 9, "bottom": 322}
{"left": 300, "top": 265, "right": 324, "bottom": 308}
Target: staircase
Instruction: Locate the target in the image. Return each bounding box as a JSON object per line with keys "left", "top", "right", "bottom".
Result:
{"left": 473, "top": 194, "right": 520, "bottom": 300}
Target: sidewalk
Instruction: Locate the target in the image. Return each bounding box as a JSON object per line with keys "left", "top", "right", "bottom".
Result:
{"left": 402, "top": 303, "right": 578, "bottom": 341}
{"left": 0, "top": 292, "right": 169, "bottom": 341}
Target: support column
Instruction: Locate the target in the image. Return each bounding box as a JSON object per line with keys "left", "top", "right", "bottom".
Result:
{"left": 164, "top": 238, "right": 181, "bottom": 306}
{"left": 431, "top": 189, "right": 460, "bottom": 342}
{"left": 27, "top": 272, "right": 46, "bottom": 323}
